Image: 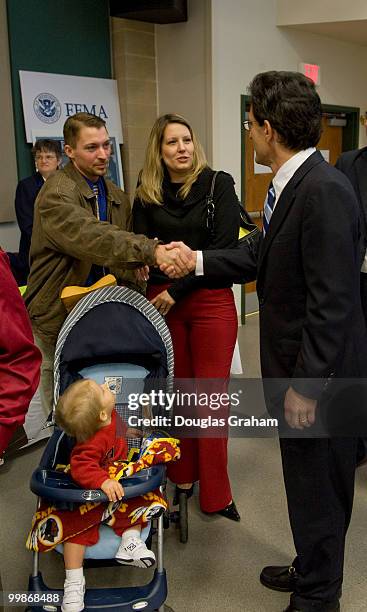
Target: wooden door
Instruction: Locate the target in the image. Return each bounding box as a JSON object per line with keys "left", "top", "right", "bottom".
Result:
{"left": 243, "top": 130, "right": 272, "bottom": 293}
{"left": 317, "top": 117, "right": 343, "bottom": 165}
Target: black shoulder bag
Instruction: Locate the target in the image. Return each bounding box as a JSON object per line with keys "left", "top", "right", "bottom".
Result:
{"left": 206, "top": 171, "right": 261, "bottom": 245}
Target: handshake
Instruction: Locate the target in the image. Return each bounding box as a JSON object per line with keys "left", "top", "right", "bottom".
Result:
{"left": 136, "top": 242, "right": 197, "bottom": 281}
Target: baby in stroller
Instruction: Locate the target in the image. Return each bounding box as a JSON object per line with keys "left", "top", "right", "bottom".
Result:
{"left": 54, "top": 378, "right": 159, "bottom": 611}
{"left": 27, "top": 285, "right": 178, "bottom": 612}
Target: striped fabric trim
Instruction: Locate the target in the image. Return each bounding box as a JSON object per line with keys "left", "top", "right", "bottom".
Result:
{"left": 52, "top": 287, "right": 174, "bottom": 413}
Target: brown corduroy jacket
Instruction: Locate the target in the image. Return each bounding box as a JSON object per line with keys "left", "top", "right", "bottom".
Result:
{"left": 25, "top": 162, "right": 157, "bottom": 344}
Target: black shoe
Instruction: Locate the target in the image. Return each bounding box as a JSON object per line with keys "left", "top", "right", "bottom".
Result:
{"left": 216, "top": 500, "right": 241, "bottom": 522}
{"left": 173, "top": 484, "right": 194, "bottom": 506}
{"left": 260, "top": 565, "right": 298, "bottom": 592}
{"left": 284, "top": 603, "right": 340, "bottom": 612}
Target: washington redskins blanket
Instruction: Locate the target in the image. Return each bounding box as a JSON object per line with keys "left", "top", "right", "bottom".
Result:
{"left": 26, "top": 437, "right": 180, "bottom": 552}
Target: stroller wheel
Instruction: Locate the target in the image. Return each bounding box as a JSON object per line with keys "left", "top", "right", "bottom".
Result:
{"left": 178, "top": 491, "right": 188, "bottom": 543}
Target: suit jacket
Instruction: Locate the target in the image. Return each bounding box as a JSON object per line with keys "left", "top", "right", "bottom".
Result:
{"left": 7, "top": 173, "right": 44, "bottom": 285}
{"left": 203, "top": 151, "right": 367, "bottom": 400}
{"left": 335, "top": 146, "right": 367, "bottom": 267}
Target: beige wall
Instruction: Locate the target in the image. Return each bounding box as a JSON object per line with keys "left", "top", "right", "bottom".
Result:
{"left": 114, "top": 0, "right": 367, "bottom": 200}
{"left": 211, "top": 0, "right": 367, "bottom": 190}
{"left": 0, "top": 0, "right": 19, "bottom": 248}
{"left": 156, "top": 0, "right": 213, "bottom": 164}
{"left": 111, "top": 17, "right": 158, "bottom": 198}
{"left": 111, "top": 0, "right": 213, "bottom": 193}
{"left": 277, "top": 0, "right": 367, "bottom": 25}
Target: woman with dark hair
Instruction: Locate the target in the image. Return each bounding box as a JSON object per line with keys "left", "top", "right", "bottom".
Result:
{"left": 133, "top": 113, "right": 240, "bottom": 520}
{"left": 8, "top": 139, "right": 62, "bottom": 285}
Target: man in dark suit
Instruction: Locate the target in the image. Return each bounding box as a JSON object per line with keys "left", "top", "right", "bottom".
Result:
{"left": 335, "top": 135, "right": 367, "bottom": 317}
{"left": 164, "top": 72, "right": 367, "bottom": 611}
{"left": 335, "top": 134, "right": 367, "bottom": 465}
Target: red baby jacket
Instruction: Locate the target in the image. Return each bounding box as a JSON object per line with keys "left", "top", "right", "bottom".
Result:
{"left": 70, "top": 410, "right": 128, "bottom": 489}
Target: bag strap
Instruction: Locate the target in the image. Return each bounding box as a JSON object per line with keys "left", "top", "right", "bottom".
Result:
{"left": 206, "top": 171, "right": 258, "bottom": 242}
{"left": 206, "top": 171, "right": 218, "bottom": 237}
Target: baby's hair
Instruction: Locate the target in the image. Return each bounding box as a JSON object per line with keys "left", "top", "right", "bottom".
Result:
{"left": 55, "top": 379, "right": 105, "bottom": 443}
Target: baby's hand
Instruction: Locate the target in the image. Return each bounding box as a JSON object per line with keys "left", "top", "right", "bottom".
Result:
{"left": 126, "top": 427, "right": 143, "bottom": 438}
{"left": 101, "top": 478, "right": 124, "bottom": 502}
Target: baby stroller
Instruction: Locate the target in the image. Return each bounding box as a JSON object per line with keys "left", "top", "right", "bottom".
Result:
{"left": 27, "top": 286, "right": 175, "bottom": 612}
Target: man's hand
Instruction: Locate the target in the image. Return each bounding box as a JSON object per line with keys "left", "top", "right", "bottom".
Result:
{"left": 101, "top": 478, "right": 124, "bottom": 502}
{"left": 150, "top": 290, "right": 175, "bottom": 316}
{"left": 155, "top": 243, "right": 193, "bottom": 276}
{"left": 159, "top": 242, "right": 197, "bottom": 278}
{"left": 284, "top": 386, "right": 317, "bottom": 429}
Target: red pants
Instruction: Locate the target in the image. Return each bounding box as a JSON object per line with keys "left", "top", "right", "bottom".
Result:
{"left": 147, "top": 285, "right": 237, "bottom": 512}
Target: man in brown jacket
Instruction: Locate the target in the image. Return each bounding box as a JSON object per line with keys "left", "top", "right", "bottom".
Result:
{"left": 25, "top": 112, "right": 186, "bottom": 416}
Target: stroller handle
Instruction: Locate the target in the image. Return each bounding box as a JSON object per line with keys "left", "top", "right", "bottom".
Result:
{"left": 30, "top": 464, "right": 165, "bottom": 504}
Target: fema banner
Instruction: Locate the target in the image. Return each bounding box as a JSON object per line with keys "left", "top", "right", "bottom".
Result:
{"left": 19, "top": 70, "right": 123, "bottom": 143}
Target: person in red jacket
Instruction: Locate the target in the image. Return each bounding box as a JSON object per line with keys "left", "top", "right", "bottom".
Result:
{"left": 55, "top": 378, "right": 157, "bottom": 612}
{"left": 0, "top": 248, "right": 41, "bottom": 463}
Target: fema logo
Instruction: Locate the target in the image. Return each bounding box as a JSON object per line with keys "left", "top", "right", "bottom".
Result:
{"left": 33, "top": 92, "right": 61, "bottom": 124}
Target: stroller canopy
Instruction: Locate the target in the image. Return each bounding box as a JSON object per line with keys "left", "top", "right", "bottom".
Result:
{"left": 53, "top": 287, "right": 174, "bottom": 405}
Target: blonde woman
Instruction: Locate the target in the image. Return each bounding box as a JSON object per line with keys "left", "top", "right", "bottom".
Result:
{"left": 133, "top": 114, "right": 240, "bottom": 520}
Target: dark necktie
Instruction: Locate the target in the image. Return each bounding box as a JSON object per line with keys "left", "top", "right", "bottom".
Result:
{"left": 91, "top": 184, "right": 100, "bottom": 220}
{"left": 263, "top": 182, "right": 276, "bottom": 235}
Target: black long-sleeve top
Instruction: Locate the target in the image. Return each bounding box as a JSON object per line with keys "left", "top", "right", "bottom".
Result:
{"left": 132, "top": 166, "right": 240, "bottom": 302}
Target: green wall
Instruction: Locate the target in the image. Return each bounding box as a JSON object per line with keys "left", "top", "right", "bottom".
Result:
{"left": 6, "top": 0, "right": 111, "bottom": 179}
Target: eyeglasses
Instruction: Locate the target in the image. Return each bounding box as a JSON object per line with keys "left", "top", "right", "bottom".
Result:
{"left": 35, "top": 154, "right": 58, "bottom": 161}
{"left": 242, "top": 120, "right": 256, "bottom": 131}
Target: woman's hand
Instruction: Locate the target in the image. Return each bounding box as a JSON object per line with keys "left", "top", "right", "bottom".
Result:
{"left": 101, "top": 478, "right": 124, "bottom": 502}
{"left": 134, "top": 265, "right": 150, "bottom": 282}
{"left": 150, "top": 290, "right": 175, "bottom": 316}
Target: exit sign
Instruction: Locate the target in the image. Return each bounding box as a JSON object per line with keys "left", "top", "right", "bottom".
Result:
{"left": 299, "top": 63, "right": 320, "bottom": 86}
